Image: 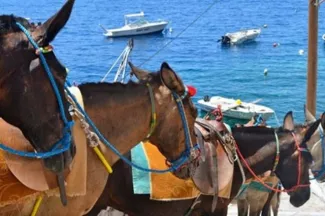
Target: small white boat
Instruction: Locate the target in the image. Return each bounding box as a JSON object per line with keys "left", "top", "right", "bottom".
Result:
{"left": 103, "top": 12, "right": 168, "bottom": 37}
{"left": 322, "top": 34, "right": 325, "bottom": 41}
{"left": 219, "top": 29, "right": 261, "bottom": 45}
{"left": 197, "top": 96, "right": 274, "bottom": 121}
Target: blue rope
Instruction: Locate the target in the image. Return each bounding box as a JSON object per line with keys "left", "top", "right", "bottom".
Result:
{"left": 0, "top": 123, "right": 73, "bottom": 158}
{"left": 65, "top": 81, "right": 198, "bottom": 173}
{"left": 253, "top": 114, "right": 263, "bottom": 126}
{"left": 172, "top": 92, "right": 192, "bottom": 155}
{"left": 16, "top": 23, "right": 70, "bottom": 125}
{"left": 0, "top": 23, "right": 73, "bottom": 158}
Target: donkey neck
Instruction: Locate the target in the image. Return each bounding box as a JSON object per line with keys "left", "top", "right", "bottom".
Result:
{"left": 232, "top": 127, "right": 295, "bottom": 179}
{"left": 78, "top": 82, "right": 152, "bottom": 165}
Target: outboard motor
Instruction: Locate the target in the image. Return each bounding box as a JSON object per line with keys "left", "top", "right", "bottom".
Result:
{"left": 203, "top": 95, "right": 210, "bottom": 102}
{"left": 221, "top": 36, "right": 231, "bottom": 45}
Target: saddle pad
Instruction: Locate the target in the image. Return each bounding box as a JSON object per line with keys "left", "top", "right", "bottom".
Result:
{"left": 131, "top": 141, "right": 233, "bottom": 201}
{"left": 191, "top": 141, "right": 233, "bottom": 198}
{"left": 250, "top": 175, "right": 279, "bottom": 193}
{"left": 192, "top": 122, "right": 234, "bottom": 198}
{"left": 237, "top": 174, "right": 279, "bottom": 197}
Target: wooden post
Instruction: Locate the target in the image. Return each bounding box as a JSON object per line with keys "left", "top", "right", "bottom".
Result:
{"left": 306, "top": 0, "right": 319, "bottom": 116}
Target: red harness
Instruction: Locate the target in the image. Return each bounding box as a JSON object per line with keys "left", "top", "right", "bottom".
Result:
{"left": 235, "top": 132, "right": 310, "bottom": 193}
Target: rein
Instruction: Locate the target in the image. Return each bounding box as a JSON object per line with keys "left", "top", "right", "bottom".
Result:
{"left": 235, "top": 130, "right": 310, "bottom": 193}
{"left": 0, "top": 23, "right": 74, "bottom": 158}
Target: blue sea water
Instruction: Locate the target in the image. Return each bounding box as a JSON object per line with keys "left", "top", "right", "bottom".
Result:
{"left": 2, "top": 0, "right": 325, "bottom": 126}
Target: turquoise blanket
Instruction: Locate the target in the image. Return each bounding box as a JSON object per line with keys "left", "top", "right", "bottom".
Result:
{"left": 130, "top": 142, "right": 151, "bottom": 194}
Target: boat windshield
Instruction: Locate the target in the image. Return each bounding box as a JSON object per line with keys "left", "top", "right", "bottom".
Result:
{"left": 127, "top": 18, "right": 149, "bottom": 26}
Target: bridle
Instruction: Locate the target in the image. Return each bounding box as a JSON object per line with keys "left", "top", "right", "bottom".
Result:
{"left": 138, "top": 82, "right": 201, "bottom": 172}
{"left": 0, "top": 22, "right": 74, "bottom": 159}
{"left": 0, "top": 22, "right": 75, "bottom": 206}
{"left": 235, "top": 129, "right": 310, "bottom": 193}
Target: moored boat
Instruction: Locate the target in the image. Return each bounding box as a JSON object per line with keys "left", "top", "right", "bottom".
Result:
{"left": 197, "top": 95, "right": 274, "bottom": 121}
{"left": 102, "top": 12, "right": 168, "bottom": 37}
{"left": 218, "top": 28, "right": 261, "bottom": 45}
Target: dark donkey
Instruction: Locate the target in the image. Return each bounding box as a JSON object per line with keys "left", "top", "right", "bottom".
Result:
{"left": 89, "top": 111, "right": 319, "bottom": 216}
{"left": 237, "top": 109, "right": 325, "bottom": 216}
{"left": 0, "top": 0, "right": 77, "bottom": 205}
{"left": 0, "top": 0, "right": 199, "bottom": 215}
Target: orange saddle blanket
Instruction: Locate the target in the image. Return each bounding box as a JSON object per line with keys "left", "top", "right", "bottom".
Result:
{"left": 131, "top": 141, "right": 234, "bottom": 201}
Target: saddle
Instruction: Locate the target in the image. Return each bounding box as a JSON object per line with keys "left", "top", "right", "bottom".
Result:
{"left": 192, "top": 117, "right": 236, "bottom": 211}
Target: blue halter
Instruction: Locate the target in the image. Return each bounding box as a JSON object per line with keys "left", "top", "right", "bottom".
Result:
{"left": 0, "top": 23, "right": 74, "bottom": 158}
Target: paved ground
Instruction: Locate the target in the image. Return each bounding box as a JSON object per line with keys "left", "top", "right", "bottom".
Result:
{"left": 98, "top": 180, "right": 325, "bottom": 216}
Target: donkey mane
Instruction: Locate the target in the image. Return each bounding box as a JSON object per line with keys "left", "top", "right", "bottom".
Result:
{"left": 80, "top": 81, "right": 139, "bottom": 90}
{"left": 232, "top": 126, "right": 277, "bottom": 155}
{"left": 0, "top": 15, "right": 32, "bottom": 35}
{"left": 79, "top": 71, "right": 161, "bottom": 92}
{"left": 232, "top": 126, "right": 275, "bottom": 138}
{"left": 277, "top": 123, "right": 306, "bottom": 133}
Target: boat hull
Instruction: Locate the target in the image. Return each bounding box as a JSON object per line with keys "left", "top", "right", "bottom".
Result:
{"left": 221, "top": 29, "right": 261, "bottom": 45}
{"left": 197, "top": 96, "right": 274, "bottom": 121}
{"left": 105, "top": 22, "right": 168, "bottom": 37}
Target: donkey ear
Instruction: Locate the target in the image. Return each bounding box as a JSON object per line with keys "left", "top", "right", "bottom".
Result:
{"left": 283, "top": 111, "right": 294, "bottom": 131}
{"left": 33, "top": 0, "right": 75, "bottom": 46}
{"left": 160, "top": 62, "right": 185, "bottom": 94}
{"left": 321, "top": 112, "right": 325, "bottom": 129}
{"left": 304, "top": 104, "right": 316, "bottom": 123}
{"left": 128, "top": 62, "right": 150, "bottom": 81}
{"left": 302, "top": 119, "right": 321, "bottom": 144}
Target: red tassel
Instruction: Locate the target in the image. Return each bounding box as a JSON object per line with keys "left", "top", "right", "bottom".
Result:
{"left": 187, "top": 85, "right": 197, "bottom": 97}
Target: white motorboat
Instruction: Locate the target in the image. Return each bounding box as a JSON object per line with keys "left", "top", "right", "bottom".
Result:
{"left": 322, "top": 34, "right": 325, "bottom": 41}
{"left": 197, "top": 96, "right": 274, "bottom": 121}
{"left": 219, "top": 28, "right": 261, "bottom": 45}
{"left": 102, "top": 12, "right": 168, "bottom": 37}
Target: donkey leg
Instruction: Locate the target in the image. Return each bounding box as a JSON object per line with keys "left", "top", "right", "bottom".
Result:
{"left": 271, "top": 191, "right": 281, "bottom": 216}
{"left": 210, "top": 207, "right": 228, "bottom": 216}
{"left": 261, "top": 190, "right": 275, "bottom": 216}
{"left": 248, "top": 195, "right": 265, "bottom": 216}
{"left": 248, "top": 204, "right": 262, "bottom": 216}
{"left": 237, "top": 199, "right": 248, "bottom": 216}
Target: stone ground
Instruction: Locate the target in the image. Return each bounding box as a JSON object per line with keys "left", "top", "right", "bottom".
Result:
{"left": 98, "top": 180, "right": 325, "bottom": 216}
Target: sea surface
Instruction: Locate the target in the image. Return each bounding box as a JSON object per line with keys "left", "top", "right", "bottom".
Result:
{"left": 2, "top": 0, "right": 325, "bottom": 126}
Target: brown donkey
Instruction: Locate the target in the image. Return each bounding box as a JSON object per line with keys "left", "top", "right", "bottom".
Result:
{"left": 88, "top": 111, "right": 319, "bottom": 216}
{"left": 0, "top": 0, "right": 199, "bottom": 215}
{"left": 236, "top": 116, "right": 281, "bottom": 216}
